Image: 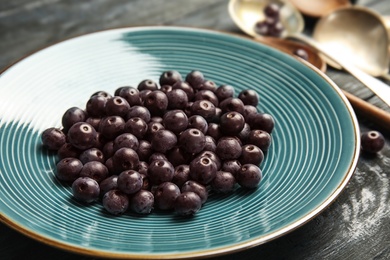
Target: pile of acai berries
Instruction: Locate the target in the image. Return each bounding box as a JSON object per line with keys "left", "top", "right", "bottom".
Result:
{"left": 41, "top": 70, "right": 275, "bottom": 216}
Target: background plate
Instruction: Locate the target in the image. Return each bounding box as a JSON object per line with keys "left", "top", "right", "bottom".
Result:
{"left": 0, "top": 27, "right": 359, "bottom": 259}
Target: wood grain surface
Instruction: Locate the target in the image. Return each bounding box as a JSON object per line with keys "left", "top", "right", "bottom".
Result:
{"left": 0, "top": 0, "right": 389, "bottom": 259}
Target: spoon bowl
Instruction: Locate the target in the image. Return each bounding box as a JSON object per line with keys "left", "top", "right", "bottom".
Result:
{"left": 288, "top": 0, "right": 351, "bottom": 17}
{"left": 313, "top": 6, "right": 390, "bottom": 78}
{"left": 228, "top": 0, "right": 304, "bottom": 37}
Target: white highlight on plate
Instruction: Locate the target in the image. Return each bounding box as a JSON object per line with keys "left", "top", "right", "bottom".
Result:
{"left": 0, "top": 29, "right": 164, "bottom": 132}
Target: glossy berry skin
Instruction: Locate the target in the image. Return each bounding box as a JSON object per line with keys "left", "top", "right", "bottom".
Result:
{"left": 174, "top": 191, "right": 202, "bottom": 216}
{"left": 188, "top": 115, "right": 208, "bottom": 134}
{"left": 102, "top": 141, "right": 115, "bottom": 159}
{"left": 79, "top": 161, "right": 109, "bottom": 183}
{"left": 124, "top": 117, "right": 148, "bottom": 139}
{"left": 147, "top": 159, "right": 174, "bottom": 185}
{"left": 181, "top": 180, "right": 208, "bottom": 204}
{"left": 189, "top": 155, "right": 217, "bottom": 185}
{"left": 239, "top": 144, "right": 264, "bottom": 165}
{"left": 99, "top": 175, "right": 118, "bottom": 196}
{"left": 361, "top": 131, "right": 385, "bottom": 153}
{"left": 126, "top": 105, "right": 151, "bottom": 123}
{"left": 117, "top": 86, "right": 142, "bottom": 106}
{"left": 247, "top": 112, "right": 275, "bottom": 134}
{"left": 206, "top": 123, "right": 222, "bottom": 141}
{"left": 248, "top": 129, "right": 272, "bottom": 152}
{"left": 41, "top": 127, "right": 66, "bottom": 150}
{"left": 215, "top": 85, "right": 235, "bottom": 101}
{"left": 72, "top": 177, "right": 100, "bottom": 203}
{"left": 166, "top": 88, "right": 189, "bottom": 110}
{"left": 219, "top": 112, "right": 245, "bottom": 136}
{"left": 113, "top": 133, "right": 139, "bottom": 151}
{"left": 216, "top": 136, "right": 242, "bottom": 161}
{"left": 211, "top": 171, "right": 236, "bottom": 193}
{"left": 159, "top": 70, "right": 183, "bottom": 86}
{"left": 137, "top": 79, "right": 158, "bottom": 91}
{"left": 91, "top": 90, "right": 112, "bottom": 99}
{"left": 185, "top": 70, "right": 205, "bottom": 90}
{"left": 264, "top": 3, "right": 280, "bottom": 18}
{"left": 151, "top": 129, "right": 178, "bottom": 154}
{"left": 153, "top": 182, "right": 180, "bottom": 210}
{"left": 99, "top": 116, "right": 125, "bottom": 140}
{"left": 79, "top": 148, "right": 105, "bottom": 164}
{"left": 105, "top": 96, "right": 130, "bottom": 117}
{"left": 203, "top": 135, "right": 217, "bottom": 152}
{"left": 172, "top": 164, "right": 190, "bottom": 188}
{"left": 102, "top": 189, "right": 129, "bottom": 215}
{"left": 130, "top": 189, "right": 154, "bottom": 214}
{"left": 243, "top": 105, "right": 258, "bottom": 121}
{"left": 219, "top": 97, "right": 245, "bottom": 115}
{"left": 56, "top": 157, "right": 83, "bottom": 182}
{"left": 112, "top": 147, "right": 140, "bottom": 172}
{"left": 236, "top": 164, "right": 262, "bottom": 189}
{"left": 161, "top": 84, "right": 173, "bottom": 94}
{"left": 117, "top": 170, "right": 143, "bottom": 195}
{"left": 86, "top": 95, "right": 107, "bottom": 117}
{"left": 254, "top": 20, "right": 269, "bottom": 36}
{"left": 61, "top": 107, "right": 88, "bottom": 132}
{"left": 198, "top": 80, "right": 217, "bottom": 92}
{"left": 85, "top": 117, "right": 101, "bottom": 130}
{"left": 191, "top": 100, "right": 216, "bottom": 121}
{"left": 196, "top": 150, "right": 221, "bottom": 170}
{"left": 238, "top": 123, "right": 251, "bottom": 144}
{"left": 163, "top": 110, "right": 188, "bottom": 134}
{"left": 67, "top": 122, "right": 97, "bottom": 150}
{"left": 57, "top": 143, "right": 81, "bottom": 160}
{"left": 172, "top": 81, "right": 195, "bottom": 101}
{"left": 179, "top": 128, "right": 206, "bottom": 154}
{"left": 194, "top": 90, "right": 219, "bottom": 107}
{"left": 221, "top": 160, "right": 242, "bottom": 177}
{"left": 148, "top": 153, "right": 168, "bottom": 164}
{"left": 238, "top": 89, "right": 259, "bottom": 107}
{"left": 136, "top": 140, "right": 152, "bottom": 162}
{"left": 144, "top": 90, "right": 168, "bottom": 116}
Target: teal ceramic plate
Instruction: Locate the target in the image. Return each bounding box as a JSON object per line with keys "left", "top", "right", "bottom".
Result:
{"left": 0, "top": 27, "right": 359, "bottom": 259}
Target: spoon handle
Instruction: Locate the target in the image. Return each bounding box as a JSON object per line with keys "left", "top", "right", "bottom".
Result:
{"left": 289, "top": 33, "right": 390, "bottom": 108}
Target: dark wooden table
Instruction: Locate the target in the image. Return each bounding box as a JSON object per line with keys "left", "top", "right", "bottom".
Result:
{"left": 1, "top": 0, "right": 389, "bottom": 259}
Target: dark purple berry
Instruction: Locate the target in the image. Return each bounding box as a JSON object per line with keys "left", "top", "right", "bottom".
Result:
{"left": 85, "top": 117, "right": 101, "bottom": 130}
{"left": 247, "top": 112, "right": 275, "bottom": 133}
{"left": 179, "top": 128, "right": 206, "bottom": 154}
{"left": 254, "top": 20, "right": 270, "bottom": 36}
{"left": 72, "top": 177, "right": 100, "bottom": 203}
{"left": 236, "top": 164, "right": 262, "bottom": 189}
{"left": 166, "top": 146, "right": 191, "bottom": 167}
{"left": 98, "top": 116, "right": 125, "bottom": 140}
{"left": 361, "top": 131, "right": 385, "bottom": 153}
{"left": 188, "top": 115, "right": 208, "bottom": 134}
{"left": 163, "top": 109, "right": 188, "bottom": 134}
{"left": 198, "top": 80, "right": 217, "bottom": 92}
{"left": 181, "top": 180, "right": 208, "bottom": 204}
{"left": 138, "top": 79, "right": 158, "bottom": 91}
{"left": 239, "top": 144, "right": 264, "bottom": 165}
{"left": 219, "top": 112, "right": 245, "bottom": 135}
{"left": 172, "top": 164, "right": 190, "bottom": 188}
{"left": 99, "top": 175, "right": 118, "bottom": 196}
{"left": 102, "top": 189, "right": 129, "bottom": 215}
{"left": 172, "top": 81, "right": 195, "bottom": 101}
{"left": 57, "top": 143, "right": 81, "bottom": 160}
{"left": 56, "top": 157, "right": 83, "bottom": 182}
{"left": 264, "top": 3, "right": 280, "bottom": 18}
{"left": 62, "top": 107, "right": 87, "bottom": 132}
{"left": 185, "top": 70, "right": 204, "bottom": 90}
{"left": 67, "top": 122, "right": 97, "bottom": 150}
{"left": 221, "top": 160, "right": 242, "bottom": 177}
{"left": 124, "top": 117, "right": 148, "bottom": 139}
{"left": 41, "top": 127, "right": 66, "bottom": 150}
{"left": 203, "top": 135, "right": 217, "bottom": 152}
{"left": 219, "top": 97, "right": 245, "bottom": 114}
{"left": 215, "top": 85, "right": 235, "bottom": 101}
{"left": 113, "top": 133, "right": 139, "bottom": 151}
{"left": 144, "top": 90, "right": 168, "bottom": 116}
{"left": 206, "top": 123, "right": 222, "bottom": 141}
{"left": 130, "top": 190, "right": 154, "bottom": 214}
{"left": 194, "top": 90, "right": 219, "bottom": 107}
{"left": 79, "top": 148, "right": 105, "bottom": 164}
{"left": 86, "top": 95, "right": 107, "bottom": 117}
{"left": 211, "top": 171, "right": 236, "bottom": 193}
{"left": 248, "top": 129, "right": 272, "bottom": 152}
{"left": 166, "top": 88, "right": 189, "bottom": 110}
{"left": 151, "top": 129, "right": 177, "bottom": 154}
{"left": 147, "top": 159, "right": 174, "bottom": 185}
{"left": 191, "top": 100, "right": 216, "bottom": 121}
{"left": 154, "top": 182, "right": 180, "bottom": 210}
{"left": 105, "top": 96, "right": 130, "bottom": 117}
{"left": 137, "top": 140, "right": 152, "bottom": 162}
{"left": 117, "top": 86, "right": 142, "bottom": 106}
{"left": 112, "top": 147, "right": 140, "bottom": 172}
{"left": 294, "top": 48, "right": 309, "bottom": 61}
{"left": 174, "top": 191, "right": 202, "bottom": 216}
{"left": 159, "top": 70, "right": 182, "bottom": 86}
{"left": 238, "top": 89, "right": 259, "bottom": 106}
{"left": 126, "top": 105, "right": 151, "bottom": 123}
{"left": 189, "top": 155, "right": 217, "bottom": 185}
{"left": 216, "top": 136, "right": 242, "bottom": 160}
{"left": 117, "top": 170, "right": 143, "bottom": 195}
{"left": 79, "top": 161, "right": 109, "bottom": 183}
{"left": 91, "top": 90, "right": 112, "bottom": 99}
